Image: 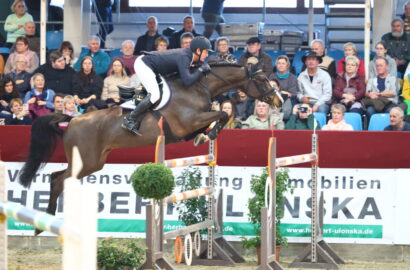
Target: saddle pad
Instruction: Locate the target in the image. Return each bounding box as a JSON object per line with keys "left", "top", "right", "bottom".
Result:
{"left": 120, "top": 75, "right": 171, "bottom": 111}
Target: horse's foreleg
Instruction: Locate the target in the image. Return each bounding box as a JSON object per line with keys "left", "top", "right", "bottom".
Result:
{"left": 191, "top": 111, "right": 228, "bottom": 145}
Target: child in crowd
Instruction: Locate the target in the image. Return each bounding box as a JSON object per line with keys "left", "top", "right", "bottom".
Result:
{"left": 62, "top": 95, "right": 81, "bottom": 117}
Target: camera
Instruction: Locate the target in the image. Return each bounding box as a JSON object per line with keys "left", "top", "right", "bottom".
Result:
{"left": 298, "top": 106, "right": 308, "bottom": 113}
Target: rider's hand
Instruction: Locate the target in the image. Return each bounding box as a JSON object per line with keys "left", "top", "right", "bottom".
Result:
{"left": 198, "top": 63, "right": 211, "bottom": 73}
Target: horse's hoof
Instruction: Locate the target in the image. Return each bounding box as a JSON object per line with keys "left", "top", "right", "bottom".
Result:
{"left": 194, "top": 134, "right": 209, "bottom": 146}
{"left": 34, "top": 228, "right": 43, "bottom": 236}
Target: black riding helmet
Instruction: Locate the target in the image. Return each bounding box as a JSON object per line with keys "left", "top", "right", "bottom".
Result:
{"left": 190, "top": 36, "right": 213, "bottom": 55}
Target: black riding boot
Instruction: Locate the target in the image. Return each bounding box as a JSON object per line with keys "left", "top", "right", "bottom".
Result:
{"left": 122, "top": 94, "right": 153, "bottom": 135}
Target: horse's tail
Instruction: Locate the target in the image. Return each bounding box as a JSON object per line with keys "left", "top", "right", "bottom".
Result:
{"left": 19, "top": 113, "right": 73, "bottom": 188}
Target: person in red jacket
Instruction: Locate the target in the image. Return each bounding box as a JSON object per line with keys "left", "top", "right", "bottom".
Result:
{"left": 333, "top": 55, "right": 366, "bottom": 113}
{"left": 337, "top": 42, "right": 365, "bottom": 77}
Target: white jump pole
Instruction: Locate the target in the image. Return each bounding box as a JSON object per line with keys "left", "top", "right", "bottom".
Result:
{"left": 63, "top": 146, "right": 97, "bottom": 270}
{"left": 0, "top": 161, "right": 7, "bottom": 270}
{"left": 364, "top": 0, "right": 371, "bottom": 81}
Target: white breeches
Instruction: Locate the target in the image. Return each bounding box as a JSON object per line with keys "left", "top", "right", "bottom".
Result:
{"left": 134, "top": 56, "right": 160, "bottom": 104}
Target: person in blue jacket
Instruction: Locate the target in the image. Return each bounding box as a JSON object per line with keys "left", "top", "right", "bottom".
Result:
{"left": 122, "top": 36, "right": 212, "bottom": 135}
{"left": 74, "top": 36, "right": 111, "bottom": 76}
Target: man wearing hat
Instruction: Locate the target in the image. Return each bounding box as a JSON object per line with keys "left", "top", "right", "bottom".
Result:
{"left": 238, "top": 37, "right": 273, "bottom": 77}
{"left": 297, "top": 51, "right": 332, "bottom": 114}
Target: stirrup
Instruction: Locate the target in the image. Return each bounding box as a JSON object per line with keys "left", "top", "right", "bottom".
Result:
{"left": 122, "top": 117, "right": 142, "bottom": 136}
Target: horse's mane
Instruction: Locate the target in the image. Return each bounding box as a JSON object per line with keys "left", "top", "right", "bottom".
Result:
{"left": 165, "top": 62, "right": 243, "bottom": 80}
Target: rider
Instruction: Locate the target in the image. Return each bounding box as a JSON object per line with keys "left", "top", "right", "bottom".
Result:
{"left": 122, "top": 36, "right": 213, "bottom": 135}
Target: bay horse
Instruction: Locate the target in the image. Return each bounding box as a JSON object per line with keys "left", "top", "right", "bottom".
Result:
{"left": 18, "top": 63, "right": 281, "bottom": 234}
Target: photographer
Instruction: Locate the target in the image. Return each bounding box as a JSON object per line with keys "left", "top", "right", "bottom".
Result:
{"left": 285, "top": 104, "right": 320, "bottom": 130}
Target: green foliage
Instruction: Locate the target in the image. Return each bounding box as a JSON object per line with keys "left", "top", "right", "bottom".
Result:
{"left": 243, "top": 167, "right": 292, "bottom": 249}
{"left": 131, "top": 163, "right": 175, "bottom": 200}
{"left": 97, "top": 238, "right": 145, "bottom": 268}
{"left": 175, "top": 167, "right": 208, "bottom": 226}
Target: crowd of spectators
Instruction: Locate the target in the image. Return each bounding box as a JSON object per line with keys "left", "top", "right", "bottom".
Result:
{"left": 0, "top": 0, "right": 409, "bottom": 132}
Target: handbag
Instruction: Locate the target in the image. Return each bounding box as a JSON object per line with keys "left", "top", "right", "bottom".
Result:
{"left": 29, "top": 96, "right": 51, "bottom": 119}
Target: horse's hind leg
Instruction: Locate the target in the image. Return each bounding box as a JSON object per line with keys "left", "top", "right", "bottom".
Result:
{"left": 35, "top": 169, "right": 67, "bottom": 235}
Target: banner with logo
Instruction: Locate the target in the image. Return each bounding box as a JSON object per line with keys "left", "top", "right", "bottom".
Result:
{"left": 4, "top": 162, "right": 409, "bottom": 244}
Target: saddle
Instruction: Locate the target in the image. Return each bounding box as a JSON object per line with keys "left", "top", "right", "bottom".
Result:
{"left": 118, "top": 74, "right": 164, "bottom": 107}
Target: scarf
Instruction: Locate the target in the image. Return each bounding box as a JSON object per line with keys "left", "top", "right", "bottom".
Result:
{"left": 276, "top": 71, "right": 290, "bottom": 79}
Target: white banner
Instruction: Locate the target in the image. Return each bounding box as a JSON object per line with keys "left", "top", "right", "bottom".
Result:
{"left": 3, "top": 162, "right": 409, "bottom": 244}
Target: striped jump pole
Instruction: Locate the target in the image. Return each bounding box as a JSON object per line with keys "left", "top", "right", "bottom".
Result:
{"left": 275, "top": 153, "right": 317, "bottom": 168}
{"left": 163, "top": 154, "right": 215, "bottom": 168}
{"left": 164, "top": 187, "right": 215, "bottom": 204}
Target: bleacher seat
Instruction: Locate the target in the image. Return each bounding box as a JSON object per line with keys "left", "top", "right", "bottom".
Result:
{"left": 343, "top": 112, "right": 363, "bottom": 131}
{"left": 233, "top": 50, "right": 244, "bottom": 60}
{"left": 327, "top": 50, "right": 344, "bottom": 62}
{"left": 108, "top": 48, "right": 122, "bottom": 59}
{"left": 368, "top": 113, "right": 390, "bottom": 131}
{"left": 46, "top": 30, "right": 63, "bottom": 50}
{"left": 0, "top": 47, "right": 11, "bottom": 54}
{"left": 313, "top": 112, "right": 327, "bottom": 129}
{"left": 265, "top": 50, "right": 286, "bottom": 66}
{"left": 292, "top": 50, "right": 308, "bottom": 75}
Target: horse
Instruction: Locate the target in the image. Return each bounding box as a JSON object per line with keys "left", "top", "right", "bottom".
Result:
{"left": 18, "top": 63, "right": 282, "bottom": 234}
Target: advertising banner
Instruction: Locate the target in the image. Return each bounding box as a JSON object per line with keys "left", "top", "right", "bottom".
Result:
{"left": 4, "top": 162, "right": 408, "bottom": 244}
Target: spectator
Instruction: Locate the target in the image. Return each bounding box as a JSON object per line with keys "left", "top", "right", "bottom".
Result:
{"left": 134, "top": 16, "right": 161, "bottom": 55}
{"left": 180, "top": 32, "right": 194, "bottom": 49}
{"left": 94, "top": 0, "right": 114, "bottom": 49}
{"left": 24, "top": 73, "right": 55, "bottom": 118}
{"left": 333, "top": 55, "right": 366, "bottom": 113}
{"left": 382, "top": 18, "right": 410, "bottom": 74}
{"left": 62, "top": 95, "right": 81, "bottom": 117}
{"left": 201, "top": 0, "right": 225, "bottom": 38}
{"left": 369, "top": 41, "right": 397, "bottom": 79}
{"left": 384, "top": 107, "right": 410, "bottom": 131}
{"left": 5, "top": 36, "right": 39, "bottom": 74}
{"left": 400, "top": 67, "right": 410, "bottom": 114}
{"left": 155, "top": 36, "right": 169, "bottom": 51}
{"left": 34, "top": 50, "right": 76, "bottom": 96}
{"left": 59, "top": 41, "right": 77, "bottom": 67}
{"left": 242, "top": 100, "right": 284, "bottom": 130}
{"left": 297, "top": 51, "right": 332, "bottom": 114}
{"left": 309, "top": 39, "right": 337, "bottom": 78}
{"left": 285, "top": 104, "right": 320, "bottom": 130}
{"left": 0, "top": 56, "right": 5, "bottom": 78}
{"left": 232, "top": 90, "right": 255, "bottom": 121}
{"left": 4, "top": 0, "right": 33, "bottom": 48}
{"left": 74, "top": 36, "right": 111, "bottom": 76}
{"left": 337, "top": 42, "right": 365, "bottom": 77}
{"left": 23, "top": 21, "right": 39, "bottom": 55}
{"left": 169, "top": 16, "right": 200, "bottom": 49}
{"left": 322, "top": 104, "right": 353, "bottom": 131}
{"left": 363, "top": 57, "right": 398, "bottom": 117}
{"left": 402, "top": 2, "right": 410, "bottom": 35}
{"left": 53, "top": 93, "right": 64, "bottom": 113}
{"left": 208, "top": 36, "right": 236, "bottom": 64}
{"left": 269, "top": 55, "right": 299, "bottom": 120}
{"left": 238, "top": 37, "right": 273, "bottom": 77}
{"left": 0, "top": 77, "right": 20, "bottom": 117}
{"left": 102, "top": 59, "right": 130, "bottom": 105}
{"left": 220, "top": 100, "right": 241, "bottom": 129}
{"left": 5, "top": 54, "right": 31, "bottom": 98}
{"left": 5, "top": 98, "right": 31, "bottom": 125}
{"left": 106, "top": 40, "right": 138, "bottom": 76}
{"left": 73, "top": 56, "right": 104, "bottom": 111}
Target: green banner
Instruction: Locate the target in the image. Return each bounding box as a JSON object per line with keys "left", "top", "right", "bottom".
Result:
{"left": 7, "top": 218, "right": 382, "bottom": 239}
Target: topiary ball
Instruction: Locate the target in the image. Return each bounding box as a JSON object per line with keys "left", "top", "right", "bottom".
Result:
{"left": 131, "top": 163, "right": 175, "bottom": 200}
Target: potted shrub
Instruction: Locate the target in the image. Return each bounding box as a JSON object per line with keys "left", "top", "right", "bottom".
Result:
{"left": 97, "top": 238, "right": 145, "bottom": 270}
{"left": 242, "top": 167, "right": 292, "bottom": 263}
{"left": 131, "top": 162, "right": 175, "bottom": 200}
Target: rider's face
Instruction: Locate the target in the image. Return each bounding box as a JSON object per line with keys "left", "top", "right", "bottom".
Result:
{"left": 199, "top": 50, "right": 209, "bottom": 62}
